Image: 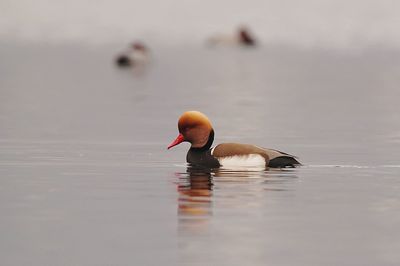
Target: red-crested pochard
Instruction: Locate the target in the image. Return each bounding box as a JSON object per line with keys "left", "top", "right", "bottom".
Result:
{"left": 168, "top": 111, "right": 301, "bottom": 168}
{"left": 207, "top": 26, "right": 257, "bottom": 47}
{"left": 115, "top": 41, "right": 149, "bottom": 67}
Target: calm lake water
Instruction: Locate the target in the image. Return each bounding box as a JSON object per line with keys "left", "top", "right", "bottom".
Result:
{"left": 1, "top": 42, "right": 400, "bottom": 265}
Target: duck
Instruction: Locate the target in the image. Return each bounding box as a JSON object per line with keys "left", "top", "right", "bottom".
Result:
{"left": 168, "top": 111, "right": 301, "bottom": 169}
{"left": 207, "top": 26, "right": 257, "bottom": 47}
{"left": 115, "top": 41, "right": 149, "bottom": 68}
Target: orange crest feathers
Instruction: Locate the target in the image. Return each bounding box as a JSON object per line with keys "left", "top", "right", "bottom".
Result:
{"left": 178, "top": 111, "right": 212, "bottom": 133}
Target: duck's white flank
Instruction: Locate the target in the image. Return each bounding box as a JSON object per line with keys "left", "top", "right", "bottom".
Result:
{"left": 129, "top": 50, "right": 148, "bottom": 63}
{"left": 217, "top": 154, "right": 266, "bottom": 168}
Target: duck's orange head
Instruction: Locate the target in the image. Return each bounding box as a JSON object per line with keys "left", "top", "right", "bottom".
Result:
{"left": 168, "top": 111, "right": 213, "bottom": 149}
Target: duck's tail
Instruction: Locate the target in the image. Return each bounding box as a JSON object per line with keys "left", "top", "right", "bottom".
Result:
{"left": 268, "top": 156, "right": 301, "bottom": 168}
{"left": 263, "top": 148, "right": 301, "bottom": 168}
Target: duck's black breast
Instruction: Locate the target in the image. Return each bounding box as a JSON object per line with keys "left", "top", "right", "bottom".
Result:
{"left": 186, "top": 148, "right": 220, "bottom": 168}
{"left": 115, "top": 55, "right": 132, "bottom": 67}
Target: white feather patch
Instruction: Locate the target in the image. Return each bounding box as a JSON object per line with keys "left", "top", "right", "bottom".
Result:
{"left": 210, "top": 147, "right": 216, "bottom": 155}
{"left": 217, "top": 154, "right": 266, "bottom": 169}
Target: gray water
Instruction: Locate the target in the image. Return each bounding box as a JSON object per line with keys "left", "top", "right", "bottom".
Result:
{"left": 1, "top": 43, "right": 400, "bottom": 265}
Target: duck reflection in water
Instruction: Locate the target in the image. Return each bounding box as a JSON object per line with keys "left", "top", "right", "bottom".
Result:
{"left": 177, "top": 165, "right": 213, "bottom": 233}
{"left": 178, "top": 166, "right": 213, "bottom": 216}
{"left": 177, "top": 165, "right": 299, "bottom": 233}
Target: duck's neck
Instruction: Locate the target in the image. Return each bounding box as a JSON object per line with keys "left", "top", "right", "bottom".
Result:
{"left": 190, "top": 130, "right": 214, "bottom": 152}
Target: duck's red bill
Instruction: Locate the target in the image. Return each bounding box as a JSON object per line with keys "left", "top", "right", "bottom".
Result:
{"left": 167, "top": 133, "right": 185, "bottom": 149}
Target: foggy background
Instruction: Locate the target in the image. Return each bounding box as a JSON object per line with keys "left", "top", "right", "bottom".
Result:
{"left": 1, "top": 0, "right": 399, "bottom": 49}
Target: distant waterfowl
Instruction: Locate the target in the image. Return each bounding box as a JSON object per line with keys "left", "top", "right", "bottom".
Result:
{"left": 168, "top": 111, "right": 300, "bottom": 169}
{"left": 115, "top": 41, "right": 149, "bottom": 68}
{"left": 207, "top": 26, "right": 257, "bottom": 47}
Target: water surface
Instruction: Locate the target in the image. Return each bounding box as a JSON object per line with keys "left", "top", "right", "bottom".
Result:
{"left": 0, "top": 43, "right": 400, "bottom": 265}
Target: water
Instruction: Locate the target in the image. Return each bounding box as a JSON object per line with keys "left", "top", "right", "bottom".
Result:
{"left": 1, "top": 42, "right": 400, "bottom": 265}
